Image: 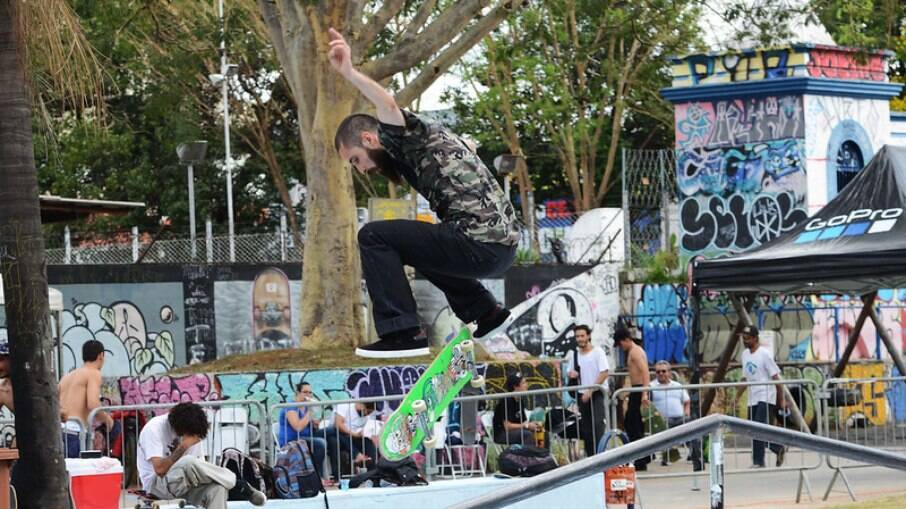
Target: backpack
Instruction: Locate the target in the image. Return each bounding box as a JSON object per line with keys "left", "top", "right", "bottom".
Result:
{"left": 274, "top": 440, "right": 327, "bottom": 506}
{"left": 498, "top": 445, "right": 558, "bottom": 477}
{"left": 349, "top": 457, "right": 427, "bottom": 488}
{"left": 219, "top": 447, "right": 274, "bottom": 500}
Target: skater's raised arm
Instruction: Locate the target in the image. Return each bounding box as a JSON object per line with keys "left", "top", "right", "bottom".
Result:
{"left": 327, "top": 27, "right": 405, "bottom": 126}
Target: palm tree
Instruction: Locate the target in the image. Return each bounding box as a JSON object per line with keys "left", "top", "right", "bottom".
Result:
{"left": 0, "top": 1, "right": 103, "bottom": 506}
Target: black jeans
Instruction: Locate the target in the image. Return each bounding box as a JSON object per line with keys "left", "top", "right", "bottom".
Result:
{"left": 748, "top": 402, "right": 783, "bottom": 466}
{"left": 625, "top": 391, "right": 650, "bottom": 468}
{"left": 358, "top": 220, "right": 516, "bottom": 337}
{"left": 579, "top": 391, "right": 606, "bottom": 457}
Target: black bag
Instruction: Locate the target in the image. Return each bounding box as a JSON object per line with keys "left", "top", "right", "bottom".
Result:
{"left": 567, "top": 348, "right": 582, "bottom": 390}
{"left": 219, "top": 447, "right": 274, "bottom": 500}
{"left": 349, "top": 457, "right": 427, "bottom": 488}
{"left": 498, "top": 445, "right": 558, "bottom": 477}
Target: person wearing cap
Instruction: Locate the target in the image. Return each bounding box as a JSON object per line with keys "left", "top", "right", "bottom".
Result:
{"left": 492, "top": 372, "right": 542, "bottom": 447}
{"left": 615, "top": 326, "right": 651, "bottom": 470}
{"left": 734, "top": 325, "right": 787, "bottom": 468}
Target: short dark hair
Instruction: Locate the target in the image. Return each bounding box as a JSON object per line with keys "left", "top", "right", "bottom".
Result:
{"left": 334, "top": 114, "right": 380, "bottom": 151}
{"left": 82, "top": 340, "right": 105, "bottom": 362}
{"left": 168, "top": 402, "right": 209, "bottom": 439}
{"left": 295, "top": 381, "right": 311, "bottom": 393}
{"left": 574, "top": 324, "right": 591, "bottom": 336}
{"left": 613, "top": 327, "right": 632, "bottom": 342}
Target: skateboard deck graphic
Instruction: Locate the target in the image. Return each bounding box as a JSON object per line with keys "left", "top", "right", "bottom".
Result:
{"left": 251, "top": 267, "right": 292, "bottom": 350}
{"left": 379, "top": 327, "right": 484, "bottom": 460}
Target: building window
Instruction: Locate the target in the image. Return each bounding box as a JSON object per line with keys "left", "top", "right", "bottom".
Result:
{"left": 835, "top": 140, "right": 864, "bottom": 193}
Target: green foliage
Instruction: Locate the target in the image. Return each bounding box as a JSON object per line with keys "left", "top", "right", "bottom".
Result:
{"left": 636, "top": 234, "right": 683, "bottom": 284}
{"left": 36, "top": 0, "right": 306, "bottom": 236}
{"left": 514, "top": 248, "right": 542, "bottom": 265}
{"left": 446, "top": 0, "right": 703, "bottom": 208}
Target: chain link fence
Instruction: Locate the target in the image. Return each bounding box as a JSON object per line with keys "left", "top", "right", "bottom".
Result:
{"left": 46, "top": 222, "right": 302, "bottom": 265}
{"left": 622, "top": 148, "right": 677, "bottom": 268}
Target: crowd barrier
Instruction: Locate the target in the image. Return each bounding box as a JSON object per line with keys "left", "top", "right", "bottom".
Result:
{"left": 606, "top": 378, "right": 822, "bottom": 480}
{"left": 3, "top": 373, "right": 902, "bottom": 503}
{"left": 819, "top": 376, "right": 906, "bottom": 500}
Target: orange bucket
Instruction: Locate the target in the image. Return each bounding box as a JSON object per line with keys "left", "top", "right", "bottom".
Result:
{"left": 604, "top": 464, "right": 636, "bottom": 505}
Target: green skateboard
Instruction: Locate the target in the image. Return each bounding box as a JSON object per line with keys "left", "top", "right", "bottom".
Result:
{"left": 379, "top": 327, "right": 484, "bottom": 460}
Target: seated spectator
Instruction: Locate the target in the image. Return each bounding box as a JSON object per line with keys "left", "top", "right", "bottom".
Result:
{"left": 137, "top": 402, "right": 265, "bottom": 508}
{"left": 332, "top": 401, "right": 379, "bottom": 468}
{"left": 651, "top": 361, "right": 701, "bottom": 470}
{"left": 492, "top": 372, "right": 542, "bottom": 447}
{"left": 278, "top": 382, "right": 332, "bottom": 482}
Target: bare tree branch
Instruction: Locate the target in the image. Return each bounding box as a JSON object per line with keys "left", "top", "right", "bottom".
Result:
{"left": 364, "top": 0, "right": 490, "bottom": 80}
{"left": 395, "top": 1, "right": 521, "bottom": 107}
{"left": 358, "top": 0, "right": 406, "bottom": 47}
{"left": 401, "top": 0, "right": 439, "bottom": 41}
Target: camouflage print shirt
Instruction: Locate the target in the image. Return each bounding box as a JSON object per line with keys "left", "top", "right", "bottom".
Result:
{"left": 378, "top": 109, "right": 521, "bottom": 246}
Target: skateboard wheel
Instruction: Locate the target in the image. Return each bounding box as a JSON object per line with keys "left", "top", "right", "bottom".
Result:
{"left": 460, "top": 340, "right": 474, "bottom": 352}
{"left": 412, "top": 399, "right": 427, "bottom": 414}
{"left": 423, "top": 435, "right": 439, "bottom": 449}
{"left": 470, "top": 375, "right": 485, "bottom": 388}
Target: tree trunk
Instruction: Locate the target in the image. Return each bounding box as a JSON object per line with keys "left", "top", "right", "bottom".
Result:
{"left": 296, "top": 82, "right": 365, "bottom": 348}
{"left": 0, "top": 1, "right": 69, "bottom": 506}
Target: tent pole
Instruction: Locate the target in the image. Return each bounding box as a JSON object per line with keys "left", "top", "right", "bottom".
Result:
{"left": 865, "top": 295, "right": 906, "bottom": 378}
{"left": 832, "top": 292, "right": 876, "bottom": 378}
{"left": 701, "top": 293, "right": 754, "bottom": 415}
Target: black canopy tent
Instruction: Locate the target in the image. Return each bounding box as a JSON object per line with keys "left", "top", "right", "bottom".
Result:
{"left": 688, "top": 145, "right": 906, "bottom": 415}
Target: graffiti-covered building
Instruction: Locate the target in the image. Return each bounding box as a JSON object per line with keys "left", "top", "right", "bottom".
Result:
{"left": 657, "top": 44, "right": 906, "bottom": 367}
{"left": 663, "top": 44, "right": 903, "bottom": 262}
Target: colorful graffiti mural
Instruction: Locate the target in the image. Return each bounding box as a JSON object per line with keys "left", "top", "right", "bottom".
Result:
{"left": 678, "top": 139, "right": 808, "bottom": 258}
{"left": 633, "top": 284, "right": 689, "bottom": 364}
{"left": 59, "top": 283, "right": 183, "bottom": 377}
{"left": 104, "top": 361, "right": 560, "bottom": 420}
{"left": 481, "top": 264, "right": 620, "bottom": 363}
{"left": 672, "top": 46, "right": 888, "bottom": 87}
{"left": 675, "top": 96, "right": 804, "bottom": 149}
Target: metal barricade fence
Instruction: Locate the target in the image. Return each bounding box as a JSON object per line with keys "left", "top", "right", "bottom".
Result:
{"left": 82, "top": 398, "right": 269, "bottom": 504}
{"left": 819, "top": 376, "right": 906, "bottom": 501}
{"left": 269, "top": 384, "right": 610, "bottom": 482}
{"left": 821, "top": 376, "right": 906, "bottom": 457}
{"left": 606, "top": 378, "right": 823, "bottom": 480}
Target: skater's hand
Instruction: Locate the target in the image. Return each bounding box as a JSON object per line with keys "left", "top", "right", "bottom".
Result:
{"left": 641, "top": 394, "right": 650, "bottom": 408}
{"left": 328, "top": 28, "right": 353, "bottom": 77}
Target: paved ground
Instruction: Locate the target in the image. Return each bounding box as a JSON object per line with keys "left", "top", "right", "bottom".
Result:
{"left": 635, "top": 452, "right": 906, "bottom": 509}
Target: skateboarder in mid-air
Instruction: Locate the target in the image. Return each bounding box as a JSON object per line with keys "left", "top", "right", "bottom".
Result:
{"left": 327, "top": 27, "right": 521, "bottom": 358}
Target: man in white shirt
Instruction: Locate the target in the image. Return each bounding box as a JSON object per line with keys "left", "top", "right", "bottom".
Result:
{"left": 565, "top": 325, "right": 609, "bottom": 457}
{"left": 651, "top": 361, "right": 701, "bottom": 469}
{"left": 332, "top": 401, "right": 379, "bottom": 468}
{"left": 734, "top": 325, "right": 787, "bottom": 468}
{"left": 137, "top": 402, "right": 265, "bottom": 507}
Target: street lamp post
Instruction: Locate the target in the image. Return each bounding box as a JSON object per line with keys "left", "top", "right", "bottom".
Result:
{"left": 177, "top": 141, "right": 209, "bottom": 260}
{"left": 210, "top": 0, "right": 238, "bottom": 262}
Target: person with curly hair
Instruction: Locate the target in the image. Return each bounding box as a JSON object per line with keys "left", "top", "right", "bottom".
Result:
{"left": 137, "top": 402, "right": 266, "bottom": 507}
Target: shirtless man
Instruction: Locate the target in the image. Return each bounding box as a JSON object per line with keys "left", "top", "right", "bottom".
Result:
{"left": 59, "top": 340, "right": 113, "bottom": 458}
{"left": 615, "top": 327, "right": 651, "bottom": 470}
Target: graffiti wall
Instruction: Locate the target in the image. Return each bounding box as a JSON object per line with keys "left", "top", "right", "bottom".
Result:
{"left": 103, "top": 361, "right": 561, "bottom": 421}
{"left": 480, "top": 264, "right": 621, "bottom": 364}
{"left": 629, "top": 284, "right": 906, "bottom": 367}
{"left": 677, "top": 138, "right": 808, "bottom": 259}
{"left": 58, "top": 283, "right": 183, "bottom": 377}
{"left": 675, "top": 96, "right": 804, "bottom": 149}
{"left": 671, "top": 46, "right": 887, "bottom": 87}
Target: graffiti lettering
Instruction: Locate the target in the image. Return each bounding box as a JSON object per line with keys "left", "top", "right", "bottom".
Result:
{"left": 807, "top": 49, "right": 886, "bottom": 81}
{"left": 676, "top": 96, "right": 804, "bottom": 149}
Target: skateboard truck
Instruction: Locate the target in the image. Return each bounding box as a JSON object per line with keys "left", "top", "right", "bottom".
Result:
{"left": 412, "top": 399, "right": 439, "bottom": 449}
{"left": 460, "top": 340, "right": 485, "bottom": 388}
